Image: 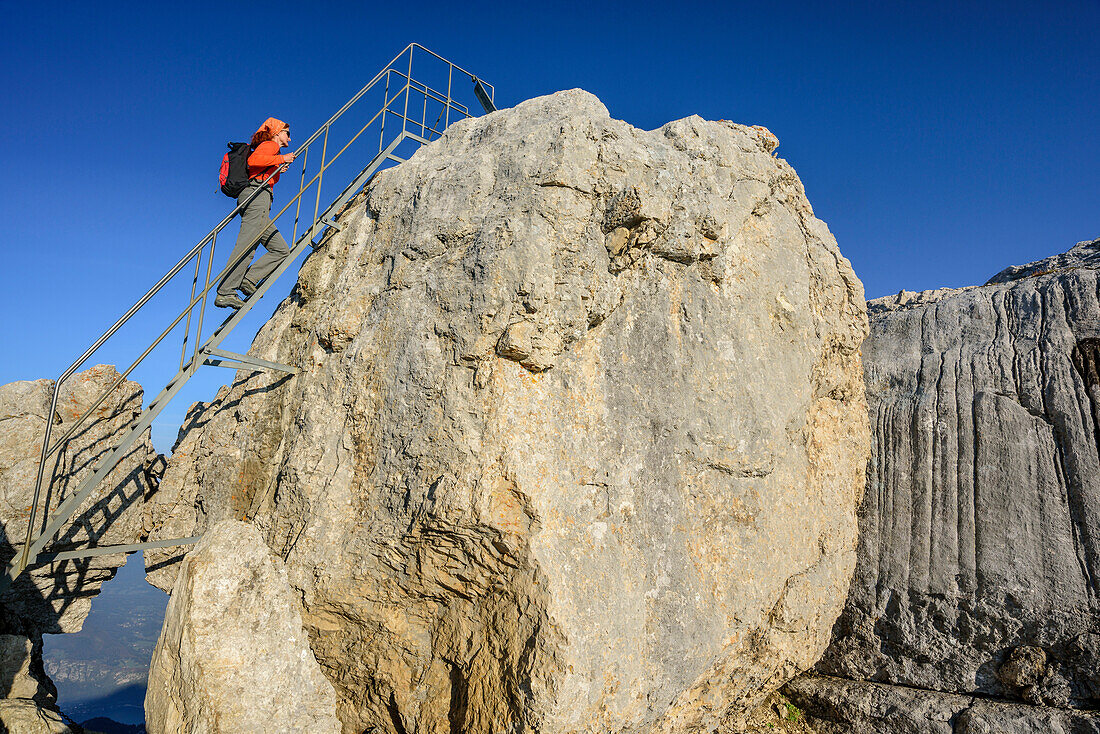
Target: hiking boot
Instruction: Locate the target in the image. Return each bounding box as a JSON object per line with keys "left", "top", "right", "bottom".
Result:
{"left": 214, "top": 293, "right": 245, "bottom": 310}
{"left": 238, "top": 279, "right": 258, "bottom": 298}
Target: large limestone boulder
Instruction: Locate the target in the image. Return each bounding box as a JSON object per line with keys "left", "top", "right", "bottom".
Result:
{"left": 145, "top": 89, "right": 870, "bottom": 732}
{"left": 145, "top": 520, "right": 341, "bottom": 733}
{"left": 1, "top": 364, "right": 157, "bottom": 636}
{"left": 799, "top": 239, "right": 1100, "bottom": 720}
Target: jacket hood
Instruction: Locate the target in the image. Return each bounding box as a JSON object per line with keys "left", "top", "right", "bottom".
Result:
{"left": 251, "top": 117, "right": 289, "bottom": 147}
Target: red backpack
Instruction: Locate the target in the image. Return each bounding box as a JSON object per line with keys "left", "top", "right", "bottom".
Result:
{"left": 219, "top": 142, "right": 251, "bottom": 197}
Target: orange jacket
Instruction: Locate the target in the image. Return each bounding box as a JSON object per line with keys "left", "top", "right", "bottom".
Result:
{"left": 248, "top": 117, "right": 290, "bottom": 189}
{"left": 248, "top": 140, "right": 287, "bottom": 188}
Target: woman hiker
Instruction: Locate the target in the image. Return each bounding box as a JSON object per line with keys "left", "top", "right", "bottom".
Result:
{"left": 215, "top": 117, "right": 297, "bottom": 309}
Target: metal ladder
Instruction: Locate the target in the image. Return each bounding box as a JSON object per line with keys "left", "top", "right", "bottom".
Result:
{"left": 1, "top": 44, "right": 496, "bottom": 591}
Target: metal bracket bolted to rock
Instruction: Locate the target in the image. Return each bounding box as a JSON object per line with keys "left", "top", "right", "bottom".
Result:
{"left": 145, "top": 520, "right": 341, "bottom": 734}
{"left": 143, "top": 89, "right": 871, "bottom": 732}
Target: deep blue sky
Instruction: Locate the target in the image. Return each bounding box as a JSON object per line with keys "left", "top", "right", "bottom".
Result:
{"left": 2, "top": 0, "right": 1097, "bottom": 449}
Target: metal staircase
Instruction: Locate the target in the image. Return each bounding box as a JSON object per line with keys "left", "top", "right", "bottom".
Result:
{"left": 1, "top": 44, "right": 496, "bottom": 591}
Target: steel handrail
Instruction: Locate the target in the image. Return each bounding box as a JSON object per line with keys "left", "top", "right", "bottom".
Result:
{"left": 26, "top": 49, "right": 427, "bottom": 472}
{"left": 30, "top": 83, "right": 413, "bottom": 467}
{"left": 13, "top": 44, "right": 493, "bottom": 582}
{"left": 42, "top": 45, "right": 484, "bottom": 435}
{"left": 386, "top": 68, "right": 474, "bottom": 115}
{"left": 408, "top": 42, "right": 494, "bottom": 101}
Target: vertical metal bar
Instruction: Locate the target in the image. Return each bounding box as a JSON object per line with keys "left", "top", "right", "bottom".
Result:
{"left": 313, "top": 126, "right": 329, "bottom": 233}
{"left": 421, "top": 87, "right": 428, "bottom": 138}
{"left": 380, "top": 70, "right": 391, "bottom": 153}
{"left": 403, "top": 46, "right": 413, "bottom": 138}
{"left": 292, "top": 144, "right": 309, "bottom": 245}
{"left": 19, "top": 384, "right": 64, "bottom": 574}
{"left": 191, "top": 230, "right": 217, "bottom": 375}
{"left": 446, "top": 63, "right": 453, "bottom": 129}
{"left": 180, "top": 247, "right": 203, "bottom": 370}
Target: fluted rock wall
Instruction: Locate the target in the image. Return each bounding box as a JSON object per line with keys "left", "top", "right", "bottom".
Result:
{"left": 786, "top": 674, "right": 1100, "bottom": 734}
{"left": 145, "top": 90, "right": 870, "bottom": 733}
{"left": 789, "top": 239, "right": 1100, "bottom": 732}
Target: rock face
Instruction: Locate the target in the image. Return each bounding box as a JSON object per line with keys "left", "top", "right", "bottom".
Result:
{"left": 0, "top": 634, "right": 71, "bottom": 734}
{"left": 786, "top": 674, "right": 1100, "bottom": 734}
{"left": 0, "top": 366, "right": 156, "bottom": 731}
{"left": 1, "top": 364, "right": 157, "bottom": 636}
{"left": 0, "top": 700, "right": 70, "bottom": 734}
{"left": 797, "top": 239, "right": 1100, "bottom": 723}
{"left": 1, "top": 634, "right": 48, "bottom": 700}
{"left": 145, "top": 520, "right": 341, "bottom": 734}
{"left": 145, "top": 89, "right": 870, "bottom": 732}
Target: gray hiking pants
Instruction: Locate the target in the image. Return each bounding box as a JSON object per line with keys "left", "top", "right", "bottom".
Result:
{"left": 217, "top": 183, "right": 290, "bottom": 297}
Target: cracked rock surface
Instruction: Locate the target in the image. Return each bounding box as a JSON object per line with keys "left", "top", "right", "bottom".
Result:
{"left": 786, "top": 674, "right": 1100, "bottom": 733}
{"left": 145, "top": 520, "right": 341, "bottom": 734}
{"left": 0, "top": 634, "right": 71, "bottom": 733}
{"left": 798, "top": 238, "right": 1100, "bottom": 725}
{"left": 144, "top": 89, "right": 870, "bottom": 733}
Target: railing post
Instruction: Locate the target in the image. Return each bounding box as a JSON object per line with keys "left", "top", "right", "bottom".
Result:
{"left": 380, "top": 70, "right": 391, "bottom": 153}
{"left": 181, "top": 247, "right": 203, "bottom": 370}
{"left": 403, "top": 47, "right": 413, "bottom": 138}
{"left": 446, "top": 64, "right": 453, "bottom": 129}
{"left": 292, "top": 144, "right": 310, "bottom": 245}
{"left": 313, "top": 126, "right": 330, "bottom": 235}
{"left": 19, "top": 383, "right": 63, "bottom": 576}
{"left": 190, "top": 230, "right": 217, "bottom": 376}
{"left": 421, "top": 87, "right": 428, "bottom": 138}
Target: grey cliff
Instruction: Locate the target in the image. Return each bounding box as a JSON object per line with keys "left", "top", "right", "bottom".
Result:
{"left": 792, "top": 238, "right": 1100, "bottom": 729}
{"left": 144, "top": 89, "right": 870, "bottom": 732}
{"left": 786, "top": 674, "right": 1100, "bottom": 733}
